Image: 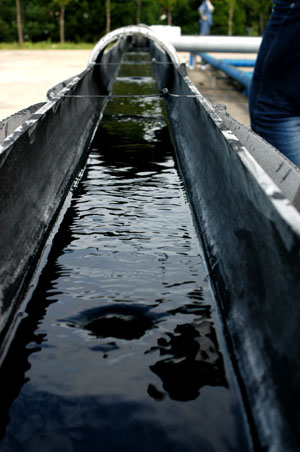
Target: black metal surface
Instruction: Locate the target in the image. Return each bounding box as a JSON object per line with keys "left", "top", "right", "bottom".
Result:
{"left": 150, "top": 40, "right": 300, "bottom": 451}
{"left": 0, "top": 56, "right": 252, "bottom": 449}
{"left": 0, "top": 38, "right": 127, "bottom": 354}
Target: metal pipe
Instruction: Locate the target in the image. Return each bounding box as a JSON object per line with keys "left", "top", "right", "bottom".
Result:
{"left": 170, "top": 35, "right": 261, "bottom": 53}
{"left": 200, "top": 53, "right": 252, "bottom": 93}
{"left": 220, "top": 59, "right": 256, "bottom": 67}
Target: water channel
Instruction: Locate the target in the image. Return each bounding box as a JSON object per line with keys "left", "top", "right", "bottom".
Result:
{"left": 0, "top": 51, "right": 251, "bottom": 452}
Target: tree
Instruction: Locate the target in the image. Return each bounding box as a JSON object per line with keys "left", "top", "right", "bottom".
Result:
{"left": 171, "top": 0, "right": 198, "bottom": 35}
{"left": 209, "top": 0, "right": 229, "bottom": 35}
{"left": 53, "top": 0, "right": 71, "bottom": 43}
{"left": 110, "top": 0, "right": 136, "bottom": 29}
{"left": 106, "top": 0, "right": 110, "bottom": 33}
{"left": 15, "top": 0, "right": 23, "bottom": 46}
{"left": 0, "top": 0, "right": 274, "bottom": 43}
{"left": 254, "top": 0, "right": 272, "bottom": 35}
{"left": 136, "top": 0, "right": 142, "bottom": 24}
{"left": 228, "top": 0, "right": 235, "bottom": 36}
{"left": 157, "top": 0, "right": 177, "bottom": 26}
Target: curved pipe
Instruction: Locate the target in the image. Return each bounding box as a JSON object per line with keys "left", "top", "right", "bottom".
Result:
{"left": 88, "top": 25, "right": 180, "bottom": 66}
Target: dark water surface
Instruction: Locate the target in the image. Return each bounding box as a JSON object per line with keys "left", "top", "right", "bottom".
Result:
{"left": 0, "top": 52, "right": 250, "bottom": 451}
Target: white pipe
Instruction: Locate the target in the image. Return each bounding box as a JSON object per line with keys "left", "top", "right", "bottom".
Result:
{"left": 169, "top": 35, "right": 262, "bottom": 53}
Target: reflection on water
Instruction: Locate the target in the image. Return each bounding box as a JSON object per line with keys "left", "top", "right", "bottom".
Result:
{"left": 148, "top": 321, "right": 227, "bottom": 402}
{"left": 0, "top": 51, "right": 250, "bottom": 452}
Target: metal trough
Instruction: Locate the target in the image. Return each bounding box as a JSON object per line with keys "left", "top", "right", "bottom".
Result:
{"left": 1, "top": 25, "right": 300, "bottom": 452}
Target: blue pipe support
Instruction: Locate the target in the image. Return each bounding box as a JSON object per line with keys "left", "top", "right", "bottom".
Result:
{"left": 198, "top": 53, "right": 253, "bottom": 95}
{"left": 189, "top": 53, "right": 195, "bottom": 67}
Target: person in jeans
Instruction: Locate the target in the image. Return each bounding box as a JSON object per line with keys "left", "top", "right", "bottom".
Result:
{"left": 198, "top": 0, "right": 214, "bottom": 35}
{"left": 249, "top": 0, "right": 300, "bottom": 168}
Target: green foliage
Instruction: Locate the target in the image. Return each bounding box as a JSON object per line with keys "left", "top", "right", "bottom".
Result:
{"left": 64, "top": 0, "right": 105, "bottom": 42}
{"left": 0, "top": 0, "right": 17, "bottom": 41}
{"left": 0, "top": 0, "right": 274, "bottom": 43}
{"left": 52, "top": 0, "right": 72, "bottom": 6}
{"left": 211, "top": 0, "right": 272, "bottom": 36}
{"left": 141, "top": 0, "right": 161, "bottom": 24}
{"left": 156, "top": 0, "right": 177, "bottom": 9}
{"left": 211, "top": 0, "right": 229, "bottom": 35}
{"left": 0, "top": 41, "right": 93, "bottom": 49}
{"left": 174, "top": 0, "right": 198, "bottom": 34}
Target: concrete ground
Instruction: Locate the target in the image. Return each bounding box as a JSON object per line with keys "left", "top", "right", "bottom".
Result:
{"left": 180, "top": 52, "right": 251, "bottom": 126}
{"left": 0, "top": 50, "right": 250, "bottom": 126}
{"left": 0, "top": 50, "right": 91, "bottom": 120}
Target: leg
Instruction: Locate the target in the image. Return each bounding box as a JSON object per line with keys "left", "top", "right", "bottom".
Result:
{"left": 249, "top": 0, "right": 300, "bottom": 166}
{"left": 252, "top": 116, "right": 300, "bottom": 168}
{"left": 200, "top": 20, "right": 210, "bottom": 35}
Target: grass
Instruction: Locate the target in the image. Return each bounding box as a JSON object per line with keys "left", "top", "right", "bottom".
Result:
{"left": 0, "top": 41, "right": 94, "bottom": 50}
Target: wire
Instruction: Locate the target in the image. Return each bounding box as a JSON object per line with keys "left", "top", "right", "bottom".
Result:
{"left": 48, "top": 87, "right": 202, "bottom": 101}
{"left": 49, "top": 93, "right": 163, "bottom": 100}
{"left": 90, "top": 58, "right": 178, "bottom": 66}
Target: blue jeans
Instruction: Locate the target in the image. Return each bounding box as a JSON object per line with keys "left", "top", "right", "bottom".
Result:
{"left": 249, "top": 0, "right": 300, "bottom": 167}
{"left": 199, "top": 19, "right": 211, "bottom": 35}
